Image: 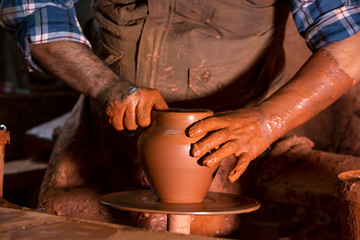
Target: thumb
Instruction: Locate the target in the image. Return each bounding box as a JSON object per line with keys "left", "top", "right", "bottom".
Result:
{"left": 153, "top": 96, "right": 168, "bottom": 110}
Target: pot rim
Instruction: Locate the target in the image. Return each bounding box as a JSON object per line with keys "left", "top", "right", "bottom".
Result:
{"left": 153, "top": 108, "right": 213, "bottom": 113}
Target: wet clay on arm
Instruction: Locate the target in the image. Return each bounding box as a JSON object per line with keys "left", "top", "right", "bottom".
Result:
{"left": 188, "top": 31, "right": 360, "bottom": 183}
{"left": 29, "top": 41, "right": 167, "bottom": 130}
{"left": 258, "top": 31, "right": 360, "bottom": 144}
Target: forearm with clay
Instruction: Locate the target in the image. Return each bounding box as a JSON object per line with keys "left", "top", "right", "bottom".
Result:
{"left": 189, "top": 31, "right": 360, "bottom": 183}
{"left": 258, "top": 31, "right": 360, "bottom": 144}
{"left": 29, "top": 41, "right": 167, "bottom": 130}
{"left": 258, "top": 51, "right": 354, "bottom": 145}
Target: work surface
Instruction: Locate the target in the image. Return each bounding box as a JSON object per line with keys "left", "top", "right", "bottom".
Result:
{"left": 0, "top": 206, "right": 228, "bottom": 240}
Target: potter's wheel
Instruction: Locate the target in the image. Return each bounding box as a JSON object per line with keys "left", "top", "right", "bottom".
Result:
{"left": 99, "top": 190, "right": 260, "bottom": 215}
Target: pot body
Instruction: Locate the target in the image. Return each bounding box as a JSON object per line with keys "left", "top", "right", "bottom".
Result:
{"left": 138, "top": 108, "right": 217, "bottom": 203}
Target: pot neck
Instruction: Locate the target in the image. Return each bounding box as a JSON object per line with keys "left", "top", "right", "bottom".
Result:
{"left": 151, "top": 109, "right": 213, "bottom": 129}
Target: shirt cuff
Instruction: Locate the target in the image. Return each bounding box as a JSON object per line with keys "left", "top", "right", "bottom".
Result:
{"left": 18, "top": 5, "right": 91, "bottom": 72}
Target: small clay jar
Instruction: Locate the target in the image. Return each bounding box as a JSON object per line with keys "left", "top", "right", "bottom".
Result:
{"left": 138, "top": 108, "right": 218, "bottom": 203}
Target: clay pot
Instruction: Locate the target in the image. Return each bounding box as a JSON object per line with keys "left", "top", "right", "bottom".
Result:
{"left": 138, "top": 108, "right": 218, "bottom": 203}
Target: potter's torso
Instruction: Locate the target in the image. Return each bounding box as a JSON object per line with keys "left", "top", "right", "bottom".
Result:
{"left": 90, "top": 0, "right": 289, "bottom": 110}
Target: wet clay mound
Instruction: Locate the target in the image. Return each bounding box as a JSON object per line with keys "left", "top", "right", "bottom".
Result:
{"left": 254, "top": 135, "right": 360, "bottom": 212}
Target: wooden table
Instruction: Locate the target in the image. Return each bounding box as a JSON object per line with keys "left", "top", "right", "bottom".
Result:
{"left": 0, "top": 200, "right": 227, "bottom": 240}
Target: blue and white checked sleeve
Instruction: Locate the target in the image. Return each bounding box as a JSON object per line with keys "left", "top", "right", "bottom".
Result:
{"left": 288, "top": 0, "right": 360, "bottom": 51}
{"left": 0, "top": 0, "right": 91, "bottom": 71}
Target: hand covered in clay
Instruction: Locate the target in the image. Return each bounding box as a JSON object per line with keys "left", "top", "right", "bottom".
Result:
{"left": 188, "top": 32, "right": 360, "bottom": 184}
{"left": 27, "top": 41, "right": 168, "bottom": 131}
{"left": 99, "top": 80, "right": 168, "bottom": 130}
{"left": 187, "top": 108, "right": 271, "bottom": 183}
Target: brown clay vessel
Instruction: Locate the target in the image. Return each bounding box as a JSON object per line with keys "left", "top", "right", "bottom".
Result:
{"left": 138, "top": 108, "right": 218, "bottom": 203}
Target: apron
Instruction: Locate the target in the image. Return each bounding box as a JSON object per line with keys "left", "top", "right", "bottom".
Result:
{"left": 89, "top": 0, "right": 289, "bottom": 107}
{"left": 39, "top": 0, "right": 289, "bottom": 236}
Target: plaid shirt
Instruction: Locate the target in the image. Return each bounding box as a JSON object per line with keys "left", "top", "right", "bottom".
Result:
{"left": 288, "top": 0, "right": 360, "bottom": 51}
{"left": 0, "top": 0, "right": 90, "bottom": 71}
{"left": 0, "top": 0, "right": 359, "bottom": 70}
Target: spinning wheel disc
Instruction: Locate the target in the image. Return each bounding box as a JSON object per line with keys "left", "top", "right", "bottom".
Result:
{"left": 99, "top": 190, "right": 260, "bottom": 215}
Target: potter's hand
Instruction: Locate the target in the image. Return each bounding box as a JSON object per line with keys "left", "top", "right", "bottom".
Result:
{"left": 187, "top": 109, "right": 271, "bottom": 183}
{"left": 187, "top": 31, "right": 360, "bottom": 183}
{"left": 28, "top": 41, "right": 168, "bottom": 131}
{"left": 99, "top": 80, "right": 168, "bottom": 131}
